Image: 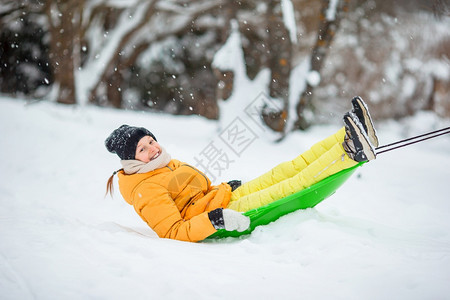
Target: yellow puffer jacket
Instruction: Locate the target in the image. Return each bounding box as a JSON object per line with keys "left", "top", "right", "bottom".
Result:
{"left": 117, "top": 159, "right": 232, "bottom": 242}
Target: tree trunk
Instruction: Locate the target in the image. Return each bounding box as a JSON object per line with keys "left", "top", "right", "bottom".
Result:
{"left": 106, "top": 70, "right": 123, "bottom": 108}
{"left": 213, "top": 1, "right": 238, "bottom": 101}
{"left": 294, "top": 0, "right": 350, "bottom": 130}
{"left": 262, "top": 0, "right": 292, "bottom": 133}
{"left": 46, "top": 0, "right": 82, "bottom": 105}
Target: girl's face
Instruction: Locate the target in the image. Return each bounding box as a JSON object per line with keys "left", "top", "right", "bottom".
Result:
{"left": 135, "top": 136, "right": 162, "bottom": 163}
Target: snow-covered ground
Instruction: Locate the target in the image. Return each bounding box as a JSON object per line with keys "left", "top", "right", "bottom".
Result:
{"left": 1, "top": 96, "right": 450, "bottom": 299}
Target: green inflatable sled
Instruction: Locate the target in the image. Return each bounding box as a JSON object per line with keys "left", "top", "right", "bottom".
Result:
{"left": 208, "top": 162, "right": 364, "bottom": 239}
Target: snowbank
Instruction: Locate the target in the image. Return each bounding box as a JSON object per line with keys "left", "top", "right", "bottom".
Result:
{"left": 1, "top": 96, "right": 450, "bottom": 299}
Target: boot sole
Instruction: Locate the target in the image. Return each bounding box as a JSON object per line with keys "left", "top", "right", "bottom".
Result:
{"left": 351, "top": 96, "right": 379, "bottom": 147}
{"left": 344, "top": 112, "right": 376, "bottom": 162}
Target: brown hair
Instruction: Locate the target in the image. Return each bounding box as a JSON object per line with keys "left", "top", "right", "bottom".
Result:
{"left": 105, "top": 169, "right": 123, "bottom": 197}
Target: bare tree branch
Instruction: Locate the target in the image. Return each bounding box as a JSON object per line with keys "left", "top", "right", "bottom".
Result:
{"left": 89, "top": 0, "right": 226, "bottom": 107}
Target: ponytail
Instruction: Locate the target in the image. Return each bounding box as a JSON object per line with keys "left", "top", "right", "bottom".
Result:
{"left": 105, "top": 169, "right": 123, "bottom": 198}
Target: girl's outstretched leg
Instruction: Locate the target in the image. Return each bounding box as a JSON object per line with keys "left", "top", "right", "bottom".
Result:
{"left": 229, "top": 127, "right": 350, "bottom": 207}
{"left": 228, "top": 140, "right": 356, "bottom": 212}
{"left": 230, "top": 127, "right": 347, "bottom": 201}
{"left": 228, "top": 112, "right": 377, "bottom": 212}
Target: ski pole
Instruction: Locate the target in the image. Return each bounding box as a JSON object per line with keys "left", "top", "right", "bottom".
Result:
{"left": 376, "top": 126, "right": 450, "bottom": 150}
{"left": 376, "top": 126, "right": 450, "bottom": 155}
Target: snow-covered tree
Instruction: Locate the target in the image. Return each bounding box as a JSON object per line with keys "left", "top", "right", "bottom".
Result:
{"left": 0, "top": 0, "right": 448, "bottom": 125}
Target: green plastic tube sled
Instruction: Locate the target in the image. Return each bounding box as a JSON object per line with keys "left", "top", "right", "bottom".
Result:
{"left": 208, "top": 162, "right": 364, "bottom": 239}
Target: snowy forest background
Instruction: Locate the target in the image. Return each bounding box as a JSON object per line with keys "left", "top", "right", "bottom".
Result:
{"left": 1, "top": 0, "right": 449, "bottom": 132}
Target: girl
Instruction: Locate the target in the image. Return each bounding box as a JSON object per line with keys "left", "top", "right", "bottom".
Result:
{"left": 105, "top": 96, "right": 378, "bottom": 242}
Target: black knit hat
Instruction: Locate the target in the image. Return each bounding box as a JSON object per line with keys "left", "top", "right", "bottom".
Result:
{"left": 105, "top": 125, "right": 157, "bottom": 160}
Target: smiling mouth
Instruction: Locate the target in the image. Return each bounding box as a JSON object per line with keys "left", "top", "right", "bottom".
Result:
{"left": 150, "top": 151, "right": 161, "bottom": 161}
